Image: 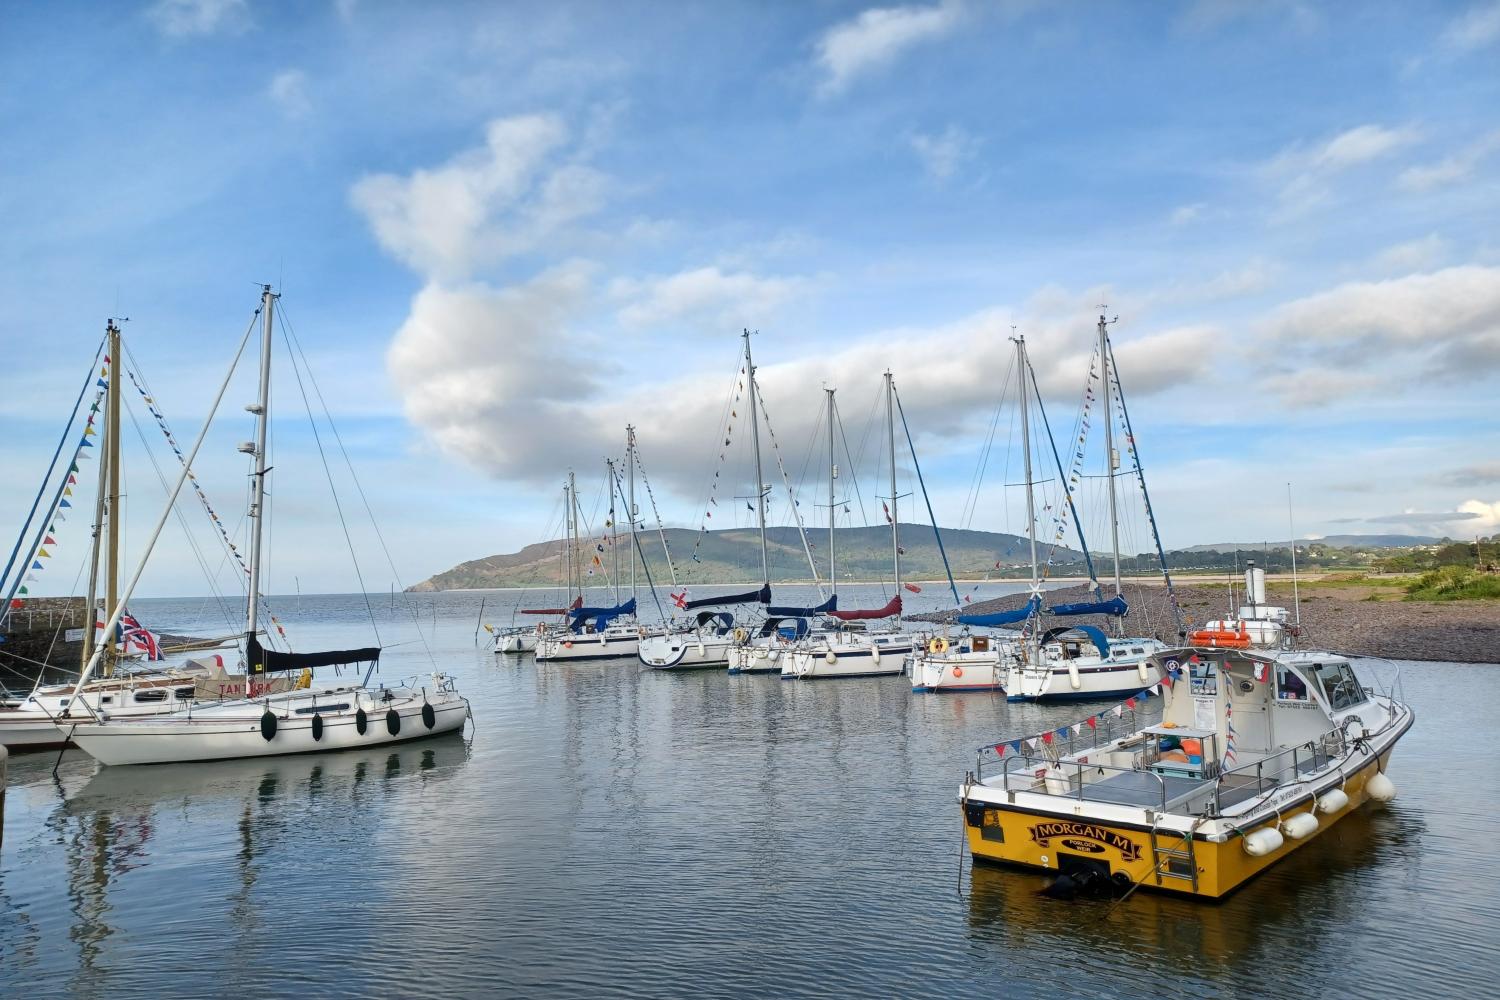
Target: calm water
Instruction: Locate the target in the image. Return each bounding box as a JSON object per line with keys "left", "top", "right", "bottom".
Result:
{"left": 0, "top": 586, "right": 1492, "bottom": 999}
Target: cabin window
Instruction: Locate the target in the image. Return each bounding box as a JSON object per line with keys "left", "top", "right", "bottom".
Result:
{"left": 1276, "top": 667, "right": 1310, "bottom": 701}
{"left": 100, "top": 696, "right": 112, "bottom": 704}
{"left": 175, "top": 687, "right": 196, "bottom": 700}
{"left": 1131, "top": 647, "right": 1145, "bottom": 656}
{"left": 1189, "top": 659, "right": 1218, "bottom": 695}
{"left": 1309, "top": 661, "right": 1366, "bottom": 712}
{"left": 134, "top": 689, "right": 168, "bottom": 703}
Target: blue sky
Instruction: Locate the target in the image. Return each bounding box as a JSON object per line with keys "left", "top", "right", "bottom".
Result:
{"left": 2, "top": 0, "right": 1498, "bottom": 598}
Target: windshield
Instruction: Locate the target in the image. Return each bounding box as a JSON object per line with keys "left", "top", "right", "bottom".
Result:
{"left": 1309, "top": 660, "right": 1366, "bottom": 712}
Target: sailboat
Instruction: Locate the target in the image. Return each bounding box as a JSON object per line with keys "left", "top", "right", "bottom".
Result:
{"left": 783, "top": 372, "right": 918, "bottom": 680}
{"left": 1001, "top": 315, "right": 1171, "bottom": 701}
{"left": 639, "top": 331, "right": 779, "bottom": 671}
{"left": 0, "top": 320, "right": 225, "bottom": 751}
{"left": 63, "top": 287, "right": 469, "bottom": 766}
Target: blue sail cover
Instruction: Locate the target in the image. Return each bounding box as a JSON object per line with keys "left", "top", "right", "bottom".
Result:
{"left": 1040, "top": 624, "right": 1111, "bottom": 658}
{"left": 759, "top": 616, "right": 810, "bottom": 639}
{"left": 958, "top": 595, "right": 1041, "bottom": 627}
{"left": 684, "top": 583, "right": 772, "bottom": 610}
{"left": 1048, "top": 595, "right": 1129, "bottom": 618}
{"left": 568, "top": 597, "right": 637, "bottom": 633}
{"left": 766, "top": 594, "right": 837, "bottom": 617}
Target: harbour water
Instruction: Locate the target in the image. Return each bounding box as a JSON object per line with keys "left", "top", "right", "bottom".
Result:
{"left": 0, "top": 586, "right": 1491, "bottom": 998}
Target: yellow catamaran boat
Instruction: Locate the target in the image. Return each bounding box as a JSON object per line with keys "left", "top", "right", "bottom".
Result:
{"left": 958, "top": 641, "right": 1414, "bottom": 899}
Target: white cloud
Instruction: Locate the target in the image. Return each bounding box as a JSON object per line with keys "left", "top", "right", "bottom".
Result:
{"left": 1266, "top": 124, "right": 1420, "bottom": 215}
{"left": 1439, "top": 463, "right": 1500, "bottom": 487}
{"left": 1397, "top": 130, "right": 1500, "bottom": 192}
{"left": 1362, "top": 503, "right": 1499, "bottom": 535}
{"left": 268, "top": 69, "right": 312, "bottom": 119}
{"left": 350, "top": 114, "right": 607, "bottom": 279}
{"left": 145, "top": 0, "right": 248, "bottom": 38}
{"left": 908, "top": 125, "right": 978, "bottom": 183}
{"left": 1442, "top": 2, "right": 1500, "bottom": 51}
{"left": 815, "top": 1, "right": 963, "bottom": 96}
{"left": 613, "top": 267, "right": 807, "bottom": 330}
{"left": 1458, "top": 499, "right": 1500, "bottom": 533}
{"left": 1258, "top": 369, "right": 1382, "bottom": 407}
{"left": 1169, "top": 202, "right": 1207, "bottom": 225}
{"left": 1265, "top": 265, "right": 1500, "bottom": 377}
{"left": 1369, "top": 235, "right": 1449, "bottom": 274}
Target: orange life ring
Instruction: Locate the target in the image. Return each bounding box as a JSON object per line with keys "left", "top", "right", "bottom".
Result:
{"left": 952, "top": 666, "right": 964, "bottom": 679}
{"left": 1188, "top": 626, "right": 1251, "bottom": 648}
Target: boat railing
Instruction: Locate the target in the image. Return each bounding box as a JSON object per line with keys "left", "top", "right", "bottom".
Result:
{"left": 974, "top": 707, "right": 1149, "bottom": 779}
{"left": 993, "top": 752, "right": 1173, "bottom": 812}
{"left": 1209, "top": 728, "right": 1349, "bottom": 814}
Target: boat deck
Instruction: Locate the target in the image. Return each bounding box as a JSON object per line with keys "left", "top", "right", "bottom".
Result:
{"left": 1079, "top": 770, "right": 1207, "bottom": 809}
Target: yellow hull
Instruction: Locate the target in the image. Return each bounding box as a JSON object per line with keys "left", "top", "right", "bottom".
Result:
{"left": 963, "top": 748, "right": 1394, "bottom": 899}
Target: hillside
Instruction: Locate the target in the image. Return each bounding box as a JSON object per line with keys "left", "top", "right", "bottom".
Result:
{"left": 409, "top": 523, "right": 1086, "bottom": 591}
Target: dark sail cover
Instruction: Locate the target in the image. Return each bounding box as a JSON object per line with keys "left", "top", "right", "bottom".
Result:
{"left": 684, "top": 583, "right": 772, "bottom": 610}
{"left": 766, "top": 594, "right": 837, "bottom": 617}
{"left": 568, "top": 597, "right": 637, "bottom": 633}
{"left": 828, "top": 594, "right": 901, "bottom": 621}
{"left": 958, "top": 595, "right": 1041, "bottom": 628}
{"left": 247, "top": 635, "right": 379, "bottom": 675}
{"left": 1049, "top": 595, "right": 1129, "bottom": 618}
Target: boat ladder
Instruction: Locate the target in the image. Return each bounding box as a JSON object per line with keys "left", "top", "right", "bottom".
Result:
{"left": 1148, "top": 820, "right": 1201, "bottom": 893}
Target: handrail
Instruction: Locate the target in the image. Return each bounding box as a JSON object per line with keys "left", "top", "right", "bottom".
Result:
{"left": 995, "top": 752, "right": 1172, "bottom": 812}
{"left": 975, "top": 707, "right": 1147, "bottom": 777}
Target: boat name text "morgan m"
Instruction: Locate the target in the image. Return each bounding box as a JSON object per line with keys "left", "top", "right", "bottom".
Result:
{"left": 1028, "top": 821, "right": 1143, "bottom": 862}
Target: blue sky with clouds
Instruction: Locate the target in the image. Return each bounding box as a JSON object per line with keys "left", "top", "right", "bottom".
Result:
{"left": 2, "top": 0, "right": 1498, "bottom": 597}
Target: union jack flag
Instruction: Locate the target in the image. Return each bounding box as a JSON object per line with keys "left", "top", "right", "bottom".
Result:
{"left": 98, "top": 611, "right": 164, "bottom": 661}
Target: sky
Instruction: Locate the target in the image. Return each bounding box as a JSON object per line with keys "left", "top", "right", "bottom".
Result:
{"left": 1, "top": 0, "right": 1498, "bottom": 599}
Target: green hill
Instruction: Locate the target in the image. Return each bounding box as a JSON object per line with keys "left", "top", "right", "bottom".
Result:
{"left": 409, "top": 523, "right": 1086, "bottom": 591}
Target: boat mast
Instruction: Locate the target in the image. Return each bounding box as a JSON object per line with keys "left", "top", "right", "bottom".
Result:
{"left": 743, "top": 330, "right": 769, "bottom": 588}
{"left": 102, "top": 320, "right": 122, "bottom": 677}
{"left": 82, "top": 322, "right": 116, "bottom": 672}
{"left": 827, "top": 387, "right": 837, "bottom": 601}
{"left": 244, "top": 285, "right": 275, "bottom": 698}
{"left": 1099, "top": 313, "right": 1123, "bottom": 634}
{"left": 1016, "top": 337, "right": 1039, "bottom": 592}
{"left": 561, "top": 480, "right": 573, "bottom": 609}
{"left": 886, "top": 371, "right": 900, "bottom": 594}
{"left": 627, "top": 425, "right": 637, "bottom": 605}
{"left": 568, "top": 470, "right": 579, "bottom": 601}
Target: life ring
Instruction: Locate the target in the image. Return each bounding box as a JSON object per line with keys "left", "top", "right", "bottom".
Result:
{"left": 929, "top": 637, "right": 949, "bottom": 656}
{"left": 1188, "top": 626, "right": 1252, "bottom": 648}
{"left": 311, "top": 714, "right": 324, "bottom": 741}
{"left": 732, "top": 627, "right": 748, "bottom": 643}
{"left": 952, "top": 666, "right": 964, "bottom": 679}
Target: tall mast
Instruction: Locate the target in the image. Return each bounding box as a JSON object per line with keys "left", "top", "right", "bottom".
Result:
{"left": 827, "top": 387, "right": 837, "bottom": 600}
{"left": 244, "top": 285, "right": 276, "bottom": 697}
{"left": 627, "top": 425, "right": 637, "bottom": 604}
{"left": 82, "top": 322, "right": 115, "bottom": 671}
{"left": 885, "top": 371, "right": 900, "bottom": 592}
{"left": 569, "top": 470, "right": 579, "bottom": 600}
{"left": 562, "top": 480, "right": 573, "bottom": 607}
{"left": 1100, "top": 313, "right": 1123, "bottom": 633}
{"left": 1016, "top": 337, "right": 1039, "bottom": 590}
{"left": 101, "top": 320, "right": 122, "bottom": 677}
{"left": 743, "top": 330, "right": 769, "bottom": 587}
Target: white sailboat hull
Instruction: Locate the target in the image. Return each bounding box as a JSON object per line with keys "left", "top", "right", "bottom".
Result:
{"left": 496, "top": 631, "right": 540, "bottom": 653}
{"left": 639, "top": 632, "right": 737, "bottom": 670}
{"left": 1, "top": 673, "right": 208, "bottom": 752}
{"left": 726, "top": 640, "right": 787, "bottom": 674}
{"left": 535, "top": 627, "right": 648, "bottom": 662}
{"left": 66, "top": 680, "right": 469, "bottom": 766}
{"left": 783, "top": 632, "right": 917, "bottom": 679}
{"left": 910, "top": 648, "right": 1010, "bottom": 692}
{"left": 1004, "top": 639, "right": 1168, "bottom": 701}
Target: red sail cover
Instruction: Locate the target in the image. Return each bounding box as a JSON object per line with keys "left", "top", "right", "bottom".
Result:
{"left": 522, "top": 596, "right": 584, "bottom": 615}
{"left": 827, "top": 594, "right": 901, "bottom": 621}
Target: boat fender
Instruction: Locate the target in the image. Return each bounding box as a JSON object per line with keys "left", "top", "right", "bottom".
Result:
{"left": 1243, "top": 827, "right": 1285, "bottom": 857}
{"left": 563, "top": 641, "right": 574, "bottom": 649}
{"left": 260, "top": 710, "right": 277, "bottom": 742}
{"left": 871, "top": 644, "right": 881, "bottom": 664}
{"left": 1068, "top": 663, "right": 1082, "bottom": 691}
{"left": 1281, "top": 812, "right": 1319, "bottom": 840}
{"left": 356, "top": 708, "right": 368, "bottom": 735}
{"left": 599, "top": 632, "right": 607, "bottom": 645}
{"left": 422, "top": 702, "right": 436, "bottom": 730}
{"left": 695, "top": 642, "right": 706, "bottom": 657}
{"left": 1137, "top": 661, "right": 1148, "bottom": 682}
{"left": 1366, "top": 771, "right": 1397, "bottom": 802}
{"left": 952, "top": 666, "right": 963, "bottom": 679}
{"left": 824, "top": 650, "right": 837, "bottom": 664}
{"left": 311, "top": 714, "right": 324, "bottom": 741}
{"left": 386, "top": 708, "right": 401, "bottom": 736}
{"left": 1316, "top": 788, "right": 1350, "bottom": 814}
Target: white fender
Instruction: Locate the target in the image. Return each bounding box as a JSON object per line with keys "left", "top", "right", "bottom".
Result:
{"left": 824, "top": 650, "right": 837, "bottom": 664}
{"left": 1366, "top": 771, "right": 1397, "bottom": 802}
{"left": 695, "top": 642, "right": 706, "bottom": 658}
{"left": 1243, "top": 827, "right": 1285, "bottom": 857}
{"left": 1137, "top": 661, "right": 1149, "bottom": 682}
{"left": 1316, "top": 788, "right": 1350, "bottom": 814}
{"left": 1281, "top": 812, "right": 1319, "bottom": 840}
{"left": 1068, "top": 662, "right": 1082, "bottom": 691}
{"left": 871, "top": 644, "right": 881, "bottom": 665}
